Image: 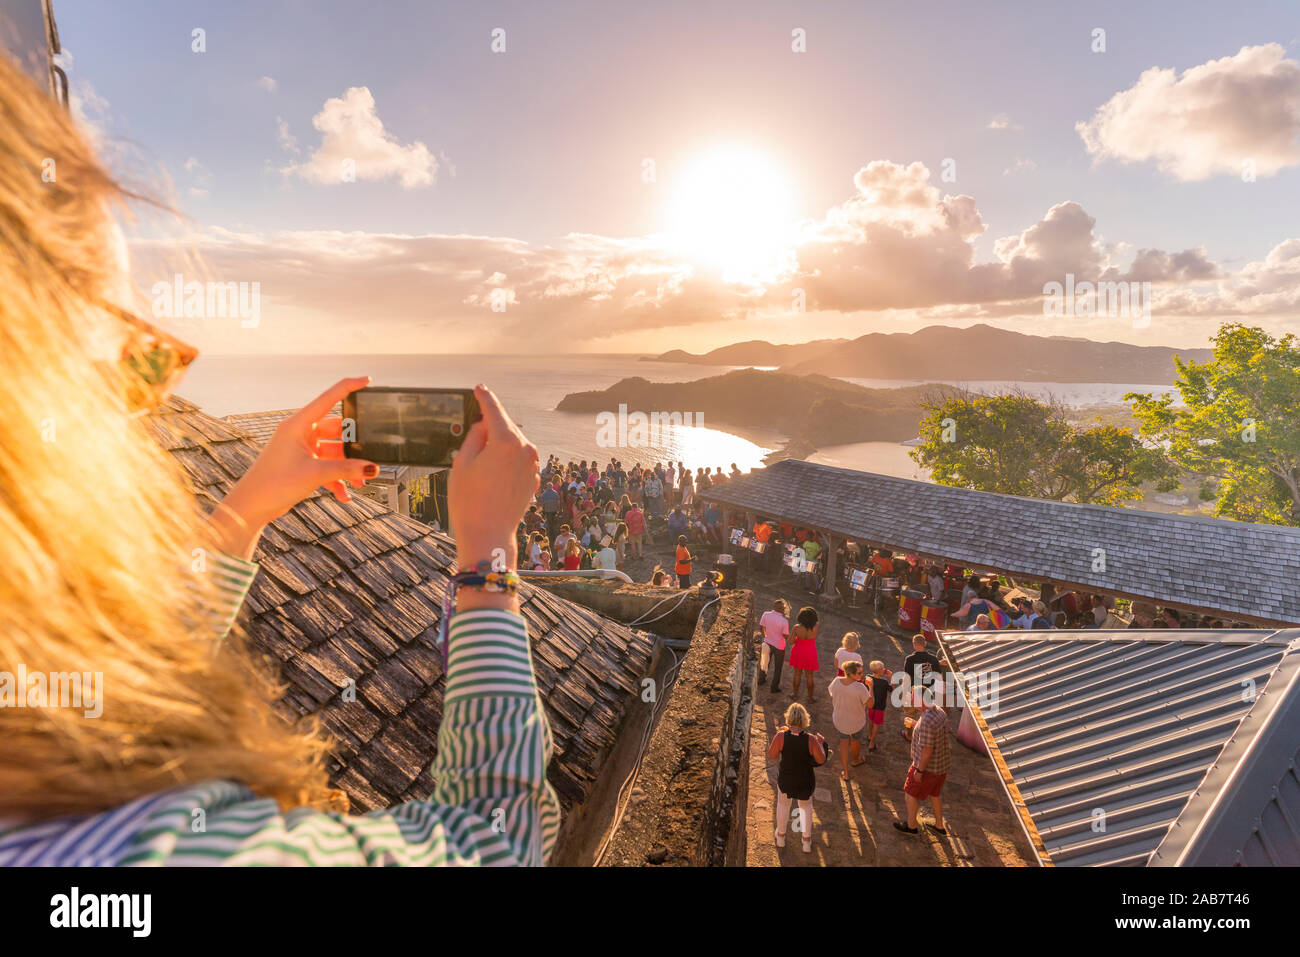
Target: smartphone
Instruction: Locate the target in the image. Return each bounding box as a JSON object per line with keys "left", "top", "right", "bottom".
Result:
{"left": 342, "top": 387, "right": 480, "bottom": 468}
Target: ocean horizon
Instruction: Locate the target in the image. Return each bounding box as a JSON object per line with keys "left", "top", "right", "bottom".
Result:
{"left": 178, "top": 353, "right": 1177, "bottom": 479}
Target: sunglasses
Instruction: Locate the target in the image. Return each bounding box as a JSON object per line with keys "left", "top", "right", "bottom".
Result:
{"left": 100, "top": 300, "right": 200, "bottom": 414}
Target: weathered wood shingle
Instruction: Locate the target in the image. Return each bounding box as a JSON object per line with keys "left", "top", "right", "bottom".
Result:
{"left": 153, "top": 396, "right": 658, "bottom": 812}
{"left": 702, "top": 459, "right": 1300, "bottom": 624}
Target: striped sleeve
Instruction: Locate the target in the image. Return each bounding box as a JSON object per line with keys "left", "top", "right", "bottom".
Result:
{"left": 430, "top": 609, "right": 561, "bottom": 866}
{"left": 110, "top": 609, "right": 559, "bottom": 866}
{"left": 206, "top": 552, "right": 259, "bottom": 638}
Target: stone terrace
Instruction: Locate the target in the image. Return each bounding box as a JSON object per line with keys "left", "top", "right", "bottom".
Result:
{"left": 617, "top": 541, "right": 1037, "bottom": 867}
{"left": 739, "top": 564, "right": 1037, "bottom": 866}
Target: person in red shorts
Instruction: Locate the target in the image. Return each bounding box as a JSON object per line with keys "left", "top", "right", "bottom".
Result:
{"left": 865, "top": 659, "right": 892, "bottom": 753}
{"left": 893, "top": 681, "right": 950, "bottom": 836}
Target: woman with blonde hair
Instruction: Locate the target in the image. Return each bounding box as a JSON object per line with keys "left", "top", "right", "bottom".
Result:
{"left": 828, "top": 661, "right": 872, "bottom": 780}
{"left": 0, "top": 56, "right": 557, "bottom": 866}
{"left": 766, "top": 703, "right": 826, "bottom": 853}
{"left": 834, "top": 631, "right": 864, "bottom": 677}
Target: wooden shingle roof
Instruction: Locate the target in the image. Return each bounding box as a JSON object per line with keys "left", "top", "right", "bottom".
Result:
{"left": 221, "top": 409, "right": 300, "bottom": 446}
{"left": 701, "top": 459, "right": 1300, "bottom": 625}
{"left": 147, "top": 396, "right": 657, "bottom": 812}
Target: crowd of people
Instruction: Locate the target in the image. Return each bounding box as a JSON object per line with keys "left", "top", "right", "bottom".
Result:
{"left": 761, "top": 597, "right": 955, "bottom": 852}
{"left": 517, "top": 455, "right": 742, "bottom": 581}
{"left": 736, "top": 520, "right": 1244, "bottom": 632}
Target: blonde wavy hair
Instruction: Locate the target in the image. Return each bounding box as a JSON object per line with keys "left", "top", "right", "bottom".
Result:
{"left": 0, "top": 56, "right": 341, "bottom": 820}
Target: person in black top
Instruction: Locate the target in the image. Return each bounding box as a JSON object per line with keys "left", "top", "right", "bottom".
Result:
{"left": 900, "top": 633, "right": 946, "bottom": 740}
{"left": 767, "top": 702, "right": 826, "bottom": 853}
{"left": 902, "top": 633, "right": 945, "bottom": 687}
{"left": 866, "top": 659, "right": 892, "bottom": 753}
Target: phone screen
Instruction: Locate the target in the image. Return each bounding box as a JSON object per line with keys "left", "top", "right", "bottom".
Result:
{"left": 343, "top": 387, "right": 477, "bottom": 467}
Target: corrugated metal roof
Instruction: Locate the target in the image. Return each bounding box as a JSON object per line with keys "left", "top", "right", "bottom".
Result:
{"left": 1148, "top": 634, "right": 1300, "bottom": 866}
{"left": 700, "top": 459, "right": 1300, "bottom": 625}
{"left": 940, "top": 628, "right": 1300, "bottom": 866}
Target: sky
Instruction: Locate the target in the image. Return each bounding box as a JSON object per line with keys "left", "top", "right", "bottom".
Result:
{"left": 51, "top": 0, "right": 1300, "bottom": 354}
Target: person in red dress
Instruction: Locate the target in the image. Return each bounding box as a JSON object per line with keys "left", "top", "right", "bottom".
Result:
{"left": 787, "top": 606, "right": 821, "bottom": 703}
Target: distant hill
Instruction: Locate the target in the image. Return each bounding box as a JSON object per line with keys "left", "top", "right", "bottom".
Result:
{"left": 644, "top": 338, "right": 848, "bottom": 368}
{"left": 644, "top": 324, "right": 1210, "bottom": 383}
{"left": 556, "top": 368, "right": 960, "bottom": 448}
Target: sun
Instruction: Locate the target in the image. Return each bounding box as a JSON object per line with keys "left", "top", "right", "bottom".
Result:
{"left": 665, "top": 145, "right": 797, "bottom": 284}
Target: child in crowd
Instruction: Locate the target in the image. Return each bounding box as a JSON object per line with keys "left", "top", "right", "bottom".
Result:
{"left": 866, "top": 660, "right": 892, "bottom": 753}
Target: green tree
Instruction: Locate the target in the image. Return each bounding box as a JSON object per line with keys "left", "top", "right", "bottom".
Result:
{"left": 911, "top": 392, "right": 1175, "bottom": 505}
{"left": 1127, "top": 324, "right": 1300, "bottom": 526}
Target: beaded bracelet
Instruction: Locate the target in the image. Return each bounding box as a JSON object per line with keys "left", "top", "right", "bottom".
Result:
{"left": 438, "top": 561, "right": 521, "bottom": 667}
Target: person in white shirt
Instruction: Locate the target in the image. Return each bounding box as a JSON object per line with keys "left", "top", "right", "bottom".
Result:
{"left": 828, "top": 661, "right": 873, "bottom": 780}
{"left": 1008, "top": 597, "right": 1036, "bottom": 628}
{"left": 527, "top": 531, "right": 545, "bottom": 567}
{"left": 927, "top": 567, "right": 944, "bottom": 601}
{"left": 594, "top": 536, "right": 618, "bottom": 570}
{"left": 834, "top": 631, "right": 864, "bottom": 676}
{"left": 758, "top": 598, "right": 790, "bottom": 693}
{"left": 553, "top": 524, "right": 575, "bottom": 555}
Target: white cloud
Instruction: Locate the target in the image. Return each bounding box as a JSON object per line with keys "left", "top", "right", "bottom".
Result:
{"left": 129, "top": 160, "right": 1300, "bottom": 350}
{"left": 281, "top": 87, "right": 438, "bottom": 189}
{"left": 987, "top": 113, "right": 1022, "bottom": 131}
{"left": 1077, "top": 43, "right": 1300, "bottom": 181}
{"left": 1003, "top": 157, "right": 1037, "bottom": 175}
{"left": 257, "top": 76, "right": 277, "bottom": 93}
{"left": 275, "top": 116, "right": 299, "bottom": 156}
{"left": 55, "top": 51, "right": 112, "bottom": 150}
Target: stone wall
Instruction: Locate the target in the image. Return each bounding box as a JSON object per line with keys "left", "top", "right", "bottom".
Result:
{"left": 595, "top": 588, "right": 757, "bottom": 866}
{"left": 532, "top": 578, "right": 708, "bottom": 641}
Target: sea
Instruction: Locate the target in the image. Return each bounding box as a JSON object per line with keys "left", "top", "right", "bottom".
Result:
{"left": 177, "top": 353, "right": 1178, "bottom": 481}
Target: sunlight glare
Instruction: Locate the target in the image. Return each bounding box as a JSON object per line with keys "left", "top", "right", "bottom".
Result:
{"left": 666, "top": 146, "right": 798, "bottom": 284}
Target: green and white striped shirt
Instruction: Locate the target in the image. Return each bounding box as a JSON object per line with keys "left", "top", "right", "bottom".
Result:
{"left": 0, "top": 553, "right": 561, "bottom": 866}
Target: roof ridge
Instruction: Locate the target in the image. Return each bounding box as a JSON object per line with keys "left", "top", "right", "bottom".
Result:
{"left": 761, "top": 459, "right": 1300, "bottom": 536}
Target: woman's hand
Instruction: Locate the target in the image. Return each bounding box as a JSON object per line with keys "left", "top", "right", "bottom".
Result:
{"left": 448, "top": 385, "right": 539, "bottom": 610}
{"left": 214, "top": 376, "right": 377, "bottom": 558}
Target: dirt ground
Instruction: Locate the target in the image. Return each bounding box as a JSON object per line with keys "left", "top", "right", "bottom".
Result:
{"left": 617, "top": 538, "right": 1037, "bottom": 868}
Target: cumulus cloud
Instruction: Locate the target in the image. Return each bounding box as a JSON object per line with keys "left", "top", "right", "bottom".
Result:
{"left": 1003, "top": 157, "right": 1037, "bottom": 175}
{"left": 1125, "top": 247, "right": 1221, "bottom": 282}
{"left": 1077, "top": 43, "right": 1300, "bottom": 180}
{"left": 130, "top": 159, "right": 1298, "bottom": 350}
{"left": 987, "top": 113, "right": 1022, "bottom": 131}
{"left": 281, "top": 87, "right": 438, "bottom": 188}
{"left": 257, "top": 76, "right": 277, "bottom": 93}
{"left": 788, "top": 163, "right": 1258, "bottom": 320}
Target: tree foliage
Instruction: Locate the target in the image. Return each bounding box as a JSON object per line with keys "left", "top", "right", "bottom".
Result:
{"left": 1127, "top": 323, "right": 1300, "bottom": 526}
{"left": 910, "top": 391, "right": 1176, "bottom": 505}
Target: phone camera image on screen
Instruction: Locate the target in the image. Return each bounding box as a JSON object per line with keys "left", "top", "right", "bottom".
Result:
{"left": 349, "top": 389, "right": 470, "bottom": 467}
